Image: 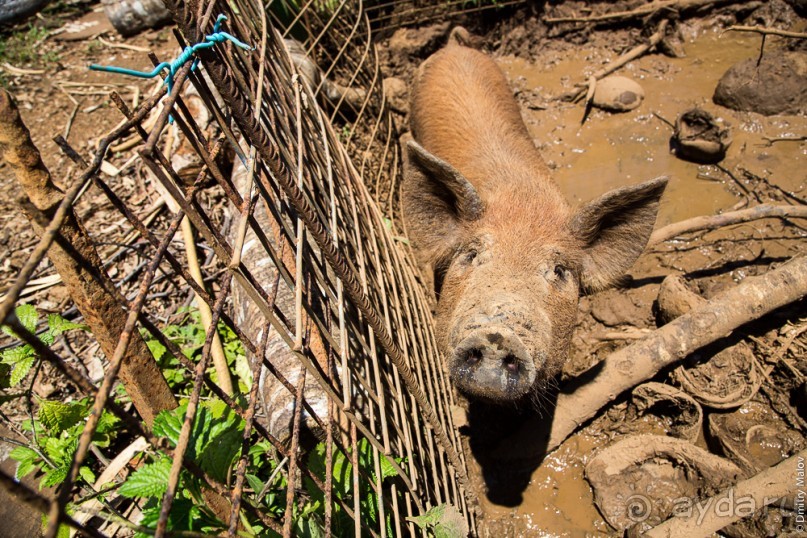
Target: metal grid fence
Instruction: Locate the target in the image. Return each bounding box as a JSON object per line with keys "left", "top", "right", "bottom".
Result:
{"left": 0, "top": 0, "right": 478, "bottom": 536}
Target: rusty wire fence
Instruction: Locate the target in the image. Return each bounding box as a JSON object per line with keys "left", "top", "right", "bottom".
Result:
{"left": 0, "top": 0, "right": 481, "bottom": 536}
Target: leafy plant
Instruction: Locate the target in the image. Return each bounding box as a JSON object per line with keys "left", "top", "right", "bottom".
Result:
{"left": 1, "top": 304, "right": 88, "bottom": 388}
{"left": 303, "top": 437, "right": 404, "bottom": 536}
{"left": 141, "top": 307, "right": 252, "bottom": 394}
{"left": 0, "top": 23, "right": 60, "bottom": 74}
{"left": 10, "top": 397, "right": 119, "bottom": 490}
{"left": 407, "top": 503, "right": 469, "bottom": 538}
{"left": 2, "top": 305, "right": 416, "bottom": 536}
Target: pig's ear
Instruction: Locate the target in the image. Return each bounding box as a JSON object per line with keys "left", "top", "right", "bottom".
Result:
{"left": 571, "top": 176, "right": 669, "bottom": 293}
{"left": 402, "top": 140, "right": 482, "bottom": 262}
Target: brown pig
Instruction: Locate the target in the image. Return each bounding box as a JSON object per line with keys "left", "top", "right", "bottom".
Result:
{"left": 402, "top": 37, "right": 668, "bottom": 406}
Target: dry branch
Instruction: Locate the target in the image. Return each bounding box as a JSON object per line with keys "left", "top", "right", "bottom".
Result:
{"left": 644, "top": 447, "right": 807, "bottom": 537}
{"left": 649, "top": 204, "right": 807, "bottom": 246}
{"left": 727, "top": 25, "right": 807, "bottom": 39}
{"left": 547, "top": 255, "right": 807, "bottom": 451}
{"left": 546, "top": 0, "right": 748, "bottom": 24}
{"left": 566, "top": 20, "right": 669, "bottom": 103}
{"left": 0, "top": 89, "right": 177, "bottom": 426}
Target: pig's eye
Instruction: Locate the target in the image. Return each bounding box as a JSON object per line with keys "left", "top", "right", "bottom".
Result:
{"left": 463, "top": 249, "right": 478, "bottom": 264}
{"left": 553, "top": 264, "right": 568, "bottom": 282}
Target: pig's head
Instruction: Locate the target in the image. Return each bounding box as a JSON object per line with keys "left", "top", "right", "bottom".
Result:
{"left": 403, "top": 140, "right": 668, "bottom": 405}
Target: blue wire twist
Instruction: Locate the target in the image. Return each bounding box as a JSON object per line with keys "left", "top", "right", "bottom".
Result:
{"left": 90, "top": 15, "right": 251, "bottom": 122}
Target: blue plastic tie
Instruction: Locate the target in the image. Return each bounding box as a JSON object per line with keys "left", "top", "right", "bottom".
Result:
{"left": 89, "top": 15, "right": 251, "bottom": 123}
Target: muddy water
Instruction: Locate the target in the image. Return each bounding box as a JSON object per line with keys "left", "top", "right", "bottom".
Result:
{"left": 474, "top": 30, "right": 807, "bottom": 536}
{"left": 498, "top": 30, "right": 807, "bottom": 227}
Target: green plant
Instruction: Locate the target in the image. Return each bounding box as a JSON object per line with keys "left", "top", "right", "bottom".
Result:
{"left": 302, "top": 437, "right": 404, "bottom": 536}
{"left": 2, "top": 305, "right": 410, "bottom": 536}
{"left": 0, "top": 24, "right": 59, "bottom": 67}
{"left": 1, "top": 304, "right": 88, "bottom": 388}
{"left": 10, "top": 398, "right": 119, "bottom": 490}
{"left": 141, "top": 307, "right": 252, "bottom": 394}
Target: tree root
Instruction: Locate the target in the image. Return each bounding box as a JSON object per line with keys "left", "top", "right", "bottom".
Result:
{"left": 547, "top": 255, "right": 807, "bottom": 451}
{"left": 644, "top": 447, "right": 807, "bottom": 538}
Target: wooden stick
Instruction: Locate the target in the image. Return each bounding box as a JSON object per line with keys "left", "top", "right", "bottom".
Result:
{"left": 644, "top": 447, "right": 807, "bottom": 537}
{"left": 649, "top": 204, "right": 807, "bottom": 246}
{"left": 568, "top": 19, "right": 669, "bottom": 103}
{"left": 546, "top": 255, "right": 807, "bottom": 451}
{"left": 546, "top": 0, "right": 746, "bottom": 24}
{"left": 157, "top": 126, "right": 233, "bottom": 396}
{"left": 727, "top": 25, "right": 807, "bottom": 39}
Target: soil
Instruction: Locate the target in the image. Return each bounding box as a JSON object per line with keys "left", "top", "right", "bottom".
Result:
{"left": 1, "top": 1, "right": 806, "bottom": 537}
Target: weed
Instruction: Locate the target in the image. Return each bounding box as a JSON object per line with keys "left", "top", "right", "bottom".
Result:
{"left": 2, "top": 305, "right": 408, "bottom": 536}
{"left": 0, "top": 25, "right": 59, "bottom": 67}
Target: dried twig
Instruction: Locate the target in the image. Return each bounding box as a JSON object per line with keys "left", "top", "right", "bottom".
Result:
{"left": 761, "top": 135, "right": 807, "bottom": 146}
{"left": 547, "top": 255, "right": 807, "bottom": 451}
{"left": 63, "top": 101, "right": 81, "bottom": 140}
{"left": 546, "top": 0, "right": 747, "bottom": 24}
{"left": 727, "top": 25, "right": 807, "bottom": 39}
{"left": 566, "top": 19, "right": 669, "bottom": 103}
{"left": 649, "top": 204, "right": 807, "bottom": 246}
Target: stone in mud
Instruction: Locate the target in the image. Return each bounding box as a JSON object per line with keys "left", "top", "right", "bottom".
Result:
{"left": 671, "top": 108, "right": 732, "bottom": 164}
{"left": 591, "top": 76, "right": 644, "bottom": 112}
{"left": 713, "top": 52, "right": 807, "bottom": 116}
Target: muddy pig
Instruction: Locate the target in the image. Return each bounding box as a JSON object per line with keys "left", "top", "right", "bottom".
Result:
{"left": 402, "top": 35, "right": 668, "bottom": 406}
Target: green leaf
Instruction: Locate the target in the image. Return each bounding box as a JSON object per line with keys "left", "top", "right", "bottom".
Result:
{"left": 10, "top": 446, "right": 39, "bottom": 479}
{"left": 95, "top": 410, "right": 120, "bottom": 434}
{"left": 406, "top": 504, "right": 468, "bottom": 538}
{"left": 378, "top": 454, "right": 399, "bottom": 481}
{"left": 41, "top": 465, "right": 69, "bottom": 489}
{"left": 119, "top": 458, "right": 172, "bottom": 499}
{"left": 145, "top": 337, "right": 167, "bottom": 361}
{"left": 198, "top": 424, "right": 242, "bottom": 483}
{"left": 39, "top": 400, "right": 88, "bottom": 435}
{"left": 79, "top": 466, "right": 96, "bottom": 485}
{"left": 153, "top": 406, "right": 185, "bottom": 446}
{"left": 246, "top": 473, "right": 264, "bottom": 494}
{"left": 46, "top": 314, "right": 88, "bottom": 336}
{"left": 14, "top": 304, "right": 38, "bottom": 334}
{"left": 1, "top": 343, "right": 34, "bottom": 365}
{"left": 10, "top": 355, "right": 36, "bottom": 386}
{"left": 295, "top": 509, "right": 325, "bottom": 538}
{"left": 136, "top": 499, "right": 197, "bottom": 538}
{"left": 407, "top": 504, "right": 445, "bottom": 529}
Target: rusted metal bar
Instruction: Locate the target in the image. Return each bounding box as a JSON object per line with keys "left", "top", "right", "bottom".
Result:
{"left": 0, "top": 89, "right": 177, "bottom": 427}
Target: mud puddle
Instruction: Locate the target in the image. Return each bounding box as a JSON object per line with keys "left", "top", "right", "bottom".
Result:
{"left": 498, "top": 29, "right": 807, "bottom": 227}
{"left": 474, "top": 28, "right": 807, "bottom": 537}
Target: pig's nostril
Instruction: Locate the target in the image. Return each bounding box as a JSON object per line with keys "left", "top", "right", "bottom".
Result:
{"left": 465, "top": 348, "right": 483, "bottom": 365}
{"left": 502, "top": 354, "right": 519, "bottom": 373}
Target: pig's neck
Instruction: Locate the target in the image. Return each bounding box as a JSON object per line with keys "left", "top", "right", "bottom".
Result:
{"left": 453, "top": 132, "right": 570, "bottom": 219}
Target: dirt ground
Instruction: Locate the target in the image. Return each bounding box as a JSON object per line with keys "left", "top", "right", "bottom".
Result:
{"left": 1, "top": 0, "right": 807, "bottom": 537}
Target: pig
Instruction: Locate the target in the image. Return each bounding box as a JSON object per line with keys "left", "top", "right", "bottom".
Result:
{"left": 402, "top": 36, "right": 668, "bottom": 406}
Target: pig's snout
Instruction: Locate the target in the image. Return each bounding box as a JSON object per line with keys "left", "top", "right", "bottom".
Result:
{"left": 450, "top": 326, "right": 537, "bottom": 401}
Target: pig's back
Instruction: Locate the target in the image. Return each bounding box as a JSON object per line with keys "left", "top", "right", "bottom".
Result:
{"left": 409, "top": 45, "right": 549, "bottom": 194}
